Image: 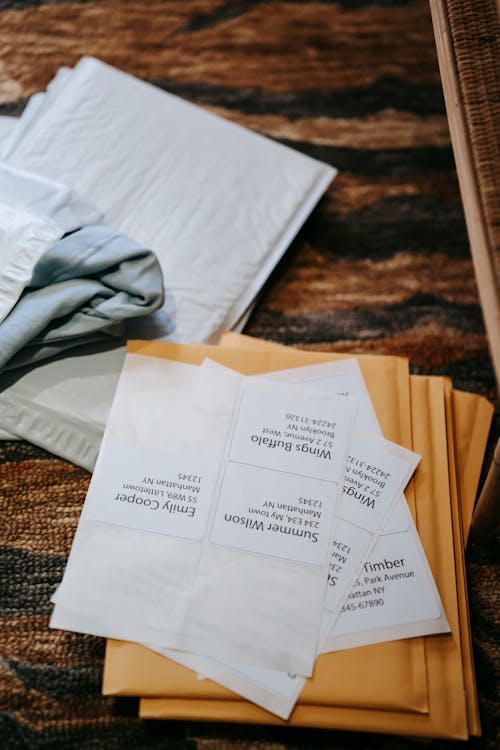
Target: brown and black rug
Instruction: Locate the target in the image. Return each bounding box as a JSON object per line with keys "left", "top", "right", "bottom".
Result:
{"left": 0, "top": 1, "right": 498, "bottom": 748}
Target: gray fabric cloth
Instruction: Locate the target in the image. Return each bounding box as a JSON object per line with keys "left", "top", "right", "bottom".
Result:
{"left": 0, "top": 224, "right": 166, "bottom": 371}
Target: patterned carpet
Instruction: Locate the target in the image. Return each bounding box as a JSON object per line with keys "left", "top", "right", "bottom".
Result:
{"left": 0, "top": 1, "right": 498, "bottom": 748}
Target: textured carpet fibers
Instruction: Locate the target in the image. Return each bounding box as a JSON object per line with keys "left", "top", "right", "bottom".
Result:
{"left": 0, "top": 1, "right": 498, "bottom": 748}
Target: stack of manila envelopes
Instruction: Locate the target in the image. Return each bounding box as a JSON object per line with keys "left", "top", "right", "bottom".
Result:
{"left": 102, "top": 333, "right": 493, "bottom": 740}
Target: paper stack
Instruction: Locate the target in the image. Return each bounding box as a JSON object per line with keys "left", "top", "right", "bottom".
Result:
{"left": 48, "top": 333, "right": 493, "bottom": 739}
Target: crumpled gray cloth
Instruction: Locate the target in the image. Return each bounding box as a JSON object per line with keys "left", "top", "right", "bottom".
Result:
{"left": 0, "top": 224, "right": 166, "bottom": 371}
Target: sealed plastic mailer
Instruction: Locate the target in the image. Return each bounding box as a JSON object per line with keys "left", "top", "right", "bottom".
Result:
{"left": 0, "top": 56, "right": 335, "bottom": 456}
{"left": 51, "top": 349, "right": 357, "bottom": 675}
{"left": 0, "top": 340, "right": 125, "bottom": 467}
{"left": 0, "top": 115, "right": 17, "bottom": 153}
{"left": 1, "top": 66, "right": 73, "bottom": 160}
{"left": 0, "top": 203, "right": 61, "bottom": 325}
{"left": 5, "top": 57, "right": 336, "bottom": 343}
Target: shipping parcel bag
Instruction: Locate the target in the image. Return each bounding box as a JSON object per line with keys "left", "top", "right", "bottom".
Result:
{"left": 4, "top": 56, "right": 336, "bottom": 343}
{"left": 0, "top": 225, "right": 166, "bottom": 372}
{"left": 0, "top": 162, "right": 103, "bottom": 439}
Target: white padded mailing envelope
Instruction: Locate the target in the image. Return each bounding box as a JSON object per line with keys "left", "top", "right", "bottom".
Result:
{"left": 5, "top": 57, "right": 336, "bottom": 343}
{"left": 0, "top": 58, "right": 335, "bottom": 458}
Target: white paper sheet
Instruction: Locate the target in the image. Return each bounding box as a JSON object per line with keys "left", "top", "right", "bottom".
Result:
{"left": 167, "top": 358, "right": 447, "bottom": 718}
{"left": 261, "top": 361, "right": 449, "bottom": 648}
{"left": 50, "top": 353, "right": 357, "bottom": 675}
{"left": 157, "top": 422, "right": 420, "bottom": 719}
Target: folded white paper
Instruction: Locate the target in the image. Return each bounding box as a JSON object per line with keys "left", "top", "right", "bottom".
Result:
{"left": 328, "top": 511, "right": 446, "bottom": 646}
{"left": 204, "top": 358, "right": 421, "bottom": 620}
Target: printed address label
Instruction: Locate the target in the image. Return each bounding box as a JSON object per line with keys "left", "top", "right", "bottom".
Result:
{"left": 324, "top": 519, "right": 371, "bottom": 612}
{"left": 332, "top": 529, "right": 441, "bottom": 635}
{"left": 229, "top": 380, "right": 355, "bottom": 482}
{"left": 211, "top": 462, "right": 338, "bottom": 566}
{"left": 263, "top": 360, "right": 380, "bottom": 434}
{"left": 84, "top": 440, "right": 219, "bottom": 540}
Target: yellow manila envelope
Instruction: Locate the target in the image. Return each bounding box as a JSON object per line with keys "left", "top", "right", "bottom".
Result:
{"left": 101, "top": 339, "right": 491, "bottom": 738}
{"left": 222, "top": 337, "right": 489, "bottom": 736}
{"left": 445, "top": 383, "right": 491, "bottom": 736}
{"left": 137, "top": 376, "right": 480, "bottom": 738}
{"left": 218, "top": 335, "right": 489, "bottom": 737}
{"left": 104, "top": 340, "right": 430, "bottom": 715}
{"left": 451, "top": 389, "right": 494, "bottom": 541}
